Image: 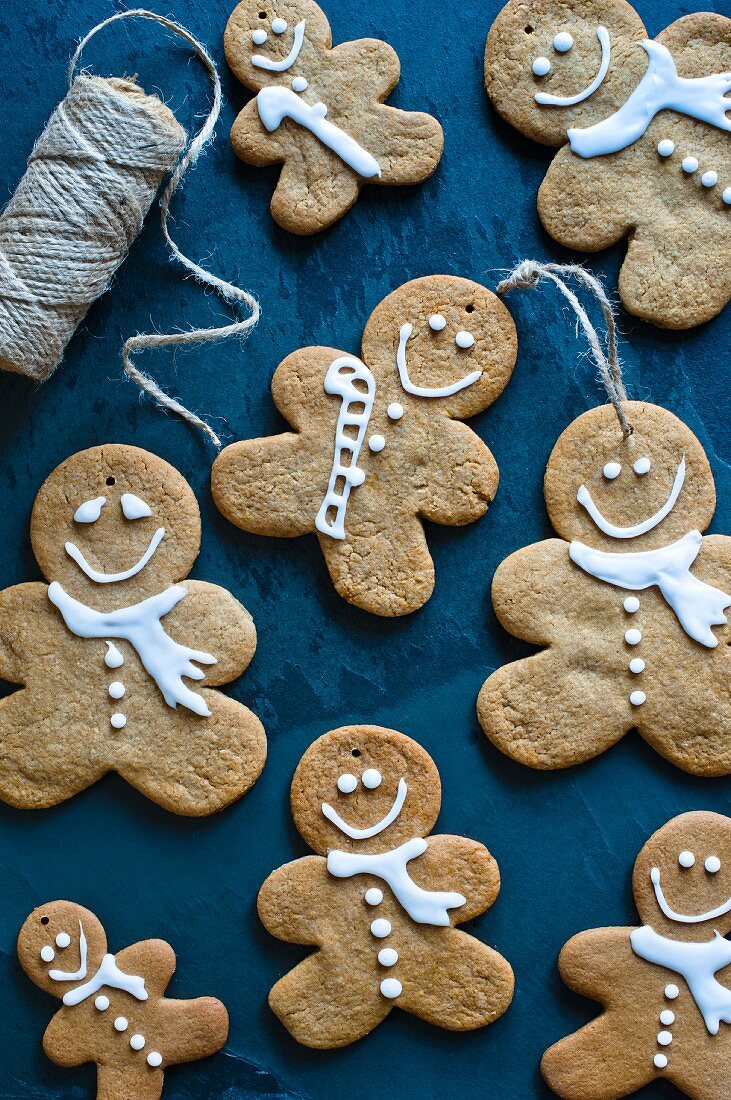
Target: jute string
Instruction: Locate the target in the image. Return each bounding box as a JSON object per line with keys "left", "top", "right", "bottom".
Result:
{"left": 497, "top": 260, "right": 632, "bottom": 437}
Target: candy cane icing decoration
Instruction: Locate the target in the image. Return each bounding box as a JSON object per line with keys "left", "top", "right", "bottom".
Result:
{"left": 315, "top": 356, "right": 376, "bottom": 540}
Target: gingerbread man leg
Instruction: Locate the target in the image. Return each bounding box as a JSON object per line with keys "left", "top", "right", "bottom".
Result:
{"left": 97, "top": 1064, "right": 164, "bottom": 1100}
{"left": 268, "top": 951, "right": 390, "bottom": 1048}
{"left": 270, "top": 154, "right": 361, "bottom": 236}
{"left": 542, "top": 1019, "right": 651, "bottom": 1100}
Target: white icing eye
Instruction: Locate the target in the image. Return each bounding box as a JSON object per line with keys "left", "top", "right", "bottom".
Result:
{"left": 532, "top": 57, "right": 551, "bottom": 77}
{"left": 40, "top": 945, "right": 55, "bottom": 963}
{"left": 74, "top": 496, "right": 106, "bottom": 523}
{"left": 252, "top": 28, "right": 268, "bottom": 44}
{"left": 603, "top": 462, "right": 621, "bottom": 480}
{"left": 428, "top": 314, "right": 447, "bottom": 332}
{"left": 292, "top": 76, "right": 308, "bottom": 92}
{"left": 633, "top": 456, "right": 651, "bottom": 475}
{"left": 705, "top": 856, "right": 721, "bottom": 874}
{"left": 362, "top": 768, "right": 382, "bottom": 789}
{"left": 455, "top": 330, "right": 475, "bottom": 349}
{"left": 678, "top": 850, "right": 695, "bottom": 868}
{"left": 657, "top": 139, "right": 675, "bottom": 158}
{"left": 271, "top": 17, "right": 287, "bottom": 33}
{"left": 55, "top": 932, "right": 71, "bottom": 948}
{"left": 121, "top": 493, "right": 152, "bottom": 520}
{"left": 337, "top": 773, "right": 357, "bottom": 794}
{"left": 682, "top": 157, "right": 699, "bottom": 174}
{"left": 553, "top": 32, "right": 574, "bottom": 52}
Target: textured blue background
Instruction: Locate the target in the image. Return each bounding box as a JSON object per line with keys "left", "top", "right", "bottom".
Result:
{"left": 0, "top": 0, "right": 729, "bottom": 1096}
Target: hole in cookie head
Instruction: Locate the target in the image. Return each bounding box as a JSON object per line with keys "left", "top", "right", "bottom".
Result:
{"left": 106, "top": 476, "right": 116, "bottom": 486}
{"left": 524, "top": 25, "right": 534, "bottom": 34}
{"left": 40, "top": 916, "right": 49, "bottom": 925}
{"left": 259, "top": 10, "right": 267, "bottom": 17}
{"left": 465, "top": 304, "right": 475, "bottom": 313}
{"left": 351, "top": 748, "right": 361, "bottom": 758}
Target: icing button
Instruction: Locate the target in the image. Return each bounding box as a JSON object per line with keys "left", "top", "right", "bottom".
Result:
{"left": 110, "top": 713, "right": 127, "bottom": 730}
{"left": 659, "top": 1010, "right": 675, "bottom": 1026}
{"left": 108, "top": 681, "right": 125, "bottom": 700}
{"left": 681, "top": 156, "right": 699, "bottom": 174}
{"left": 701, "top": 171, "right": 718, "bottom": 188}
{"left": 130, "top": 1034, "right": 146, "bottom": 1051}
{"left": 95, "top": 995, "right": 110, "bottom": 1011}
{"left": 629, "top": 690, "right": 646, "bottom": 706}
{"left": 114, "top": 1017, "right": 128, "bottom": 1033}
{"left": 657, "top": 1030, "right": 672, "bottom": 1046}
{"left": 147, "top": 1052, "right": 163, "bottom": 1068}
{"left": 370, "top": 918, "right": 391, "bottom": 939}
{"left": 623, "top": 596, "right": 640, "bottom": 613}
{"left": 723, "top": 187, "right": 731, "bottom": 206}
{"left": 654, "top": 1053, "right": 668, "bottom": 1070}
{"left": 625, "top": 628, "right": 642, "bottom": 646}
{"left": 380, "top": 977, "right": 402, "bottom": 999}
{"left": 387, "top": 402, "right": 404, "bottom": 421}
{"left": 368, "top": 434, "right": 386, "bottom": 453}
{"left": 629, "top": 658, "right": 645, "bottom": 674}
{"left": 364, "top": 888, "right": 383, "bottom": 906}
{"left": 665, "top": 984, "right": 679, "bottom": 1000}
{"left": 378, "top": 947, "right": 398, "bottom": 967}
{"left": 657, "top": 139, "right": 674, "bottom": 158}
{"left": 292, "top": 76, "right": 308, "bottom": 92}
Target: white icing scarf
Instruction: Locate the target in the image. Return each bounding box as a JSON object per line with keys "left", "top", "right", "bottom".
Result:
{"left": 630, "top": 925, "right": 731, "bottom": 1035}
{"left": 48, "top": 582, "right": 216, "bottom": 716}
{"left": 569, "top": 530, "right": 731, "bottom": 649}
{"left": 327, "top": 837, "right": 466, "bottom": 926}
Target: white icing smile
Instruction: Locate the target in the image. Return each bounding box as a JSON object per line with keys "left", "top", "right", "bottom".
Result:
{"left": 65, "top": 527, "right": 165, "bottom": 584}
{"left": 535, "top": 26, "right": 611, "bottom": 107}
{"left": 577, "top": 457, "right": 685, "bottom": 539}
{"left": 322, "top": 778, "right": 408, "bottom": 839}
{"left": 397, "top": 323, "right": 482, "bottom": 398}
{"left": 252, "top": 19, "right": 305, "bottom": 71}
{"left": 650, "top": 866, "right": 731, "bottom": 925}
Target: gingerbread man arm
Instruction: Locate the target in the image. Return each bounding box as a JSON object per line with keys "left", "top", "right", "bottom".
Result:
{"left": 258, "top": 856, "right": 338, "bottom": 944}
{"left": 412, "top": 835, "right": 502, "bottom": 923}
{"left": 164, "top": 580, "right": 257, "bottom": 686}
{"left": 491, "top": 538, "right": 575, "bottom": 645}
{"left": 42, "top": 1009, "right": 89, "bottom": 1067}
{"left": 557, "top": 927, "right": 636, "bottom": 1002}
{"left": 417, "top": 421, "right": 499, "bottom": 527}
{"left": 230, "top": 96, "right": 286, "bottom": 166}
{"left": 0, "top": 581, "right": 52, "bottom": 683}
{"left": 115, "top": 939, "right": 176, "bottom": 997}
{"left": 329, "top": 38, "right": 401, "bottom": 100}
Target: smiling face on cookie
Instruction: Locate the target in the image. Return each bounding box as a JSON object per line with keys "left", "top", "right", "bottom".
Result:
{"left": 18, "top": 902, "right": 108, "bottom": 998}
{"left": 544, "top": 403, "right": 716, "bottom": 551}
{"left": 633, "top": 812, "right": 731, "bottom": 940}
{"left": 224, "top": 0, "right": 331, "bottom": 91}
{"left": 291, "top": 726, "right": 442, "bottom": 855}
{"left": 484, "top": 0, "right": 647, "bottom": 146}
{"left": 30, "top": 445, "right": 201, "bottom": 602}
{"left": 361, "top": 276, "right": 517, "bottom": 419}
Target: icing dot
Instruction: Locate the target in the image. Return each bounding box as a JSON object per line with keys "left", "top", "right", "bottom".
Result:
{"left": 130, "top": 1034, "right": 146, "bottom": 1051}
{"left": 633, "top": 456, "right": 651, "bottom": 475}
{"left": 532, "top": 57, "right": 551, "bottom": 77}
{"left": 365, "top": 888, "right": 383, "bottom": 906}
{"left": 55, "top": 932, "right": 71, "bottom": 948}
{"left": 362, "top": 768, "right": 382, "bottom": 790}
{"left": 629, "top": 658, "right": 645, "bottom": 674}
{"left": 654, "top": 1053, "right": 668, "bottom": 1070}
{"left": 95, "top": 996, "right": 110, "bottom": 1011}
{"left": 108, "top": 682, "right": 125, "bottom": 700}
{"left": 665, "top": 984, "right": 679, "bottom": 1000}
{"left": 657, "top": 139, "right": 675, "bottom": 158}
{"left": 682, "top": 157, "right": 699, "bottom": 174}
{"left": 337, "top": 773, "right": 357, "bottom": 794}
{"left": 104, "top": 642, "right": 124, "bottom": 669}
{"left": 657, "top": 1031, "right": 672, "bottom": 1046}
{"left": 40, "top": 946, "right": 55, "bottom": 963}
{"left": 387, "top": 402, "right": 404, "bottom": 421}
{"left": 378, "top": 948, "right": 398, "bottom": 967}
{"left": 702, "top": 171, "right": 718, "bottom": 189}
{"left": 110, "top": 713, "right": 127, "bottom": 730}
{"left": 251, "top": 28, "right": 267, "bottom": 44}
{"left": 705, "top": 855, "right": 721, "bottom": 874}
{"left": 603, "top": 461, "right": 621, "bottom": 479}
{"left": 147, "top": 1052, "right": 163, "bottom": 1068}
{"left": 114, "top": 1017, "right": 128, "bottom": 1033}
{"left": 271, "top": 17, "right": 287, "bottom": 33}
{"left": 659, "top": 1010, "right": 675, "bottom": 1026}
{"left": 678, "top": 850, "right": 695, "bottom": 868}
{"left": 349, "top": 468, "right": 366, "bottom": 487}
{"left": 368, "top": 435, "right": 386, "bottom": 453}
{"left": 625, "top": 628, "right": 642, "bottom": 646}
{"left": 428, "top": 314, "right": 446, "bottom": 332}
{"left": 292, "top": 76, "right": 308, "bottom": 92}
{"left": 724, "top": 187, "right": 731, "bottom": 206}
{"left": 624, "top": 596, "right": 640, "bottom": 613}
{"left": 371, "top": 918, "right": 391, "bottom": 939}
{"left": 553, "top": 32, "right": 573, "bottom": 52}
{"left": 455, "top": 330, "right": 475, "bottom": 349}
{"left": 629, "top": 690, "right": 646, "bottom": 706}
{"left": 380, "top": 978, "right": 402, "bottom": 999}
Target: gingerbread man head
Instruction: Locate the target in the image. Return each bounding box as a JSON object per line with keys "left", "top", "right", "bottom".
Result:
{"left": 291, "top": 726, "right": 442, "bottom": 856}
{"left": 19, "top": 901, "right": 110, "bottom": 999}
{"left": 544, "top": 402, "right": 716, "bottom": 553}
{"left": 30, "top": 445, "right": 200, "bottom": 607}
{"left": 224, "top": 0, "right": 331, "bottom": 93}
{"left": 633, "top": 812, "right": 731, "bottom": 942}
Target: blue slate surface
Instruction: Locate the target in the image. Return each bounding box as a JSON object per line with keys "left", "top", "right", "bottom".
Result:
{"left": 0, "top": 0, "right": 729, "bottom": 1096}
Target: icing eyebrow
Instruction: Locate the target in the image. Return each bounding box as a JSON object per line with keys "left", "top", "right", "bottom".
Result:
{"left": 74, "top": 497, "right": 106, "bottom": 523}
{"left": 121, "top": 493, "right": 153, "bottom": 520}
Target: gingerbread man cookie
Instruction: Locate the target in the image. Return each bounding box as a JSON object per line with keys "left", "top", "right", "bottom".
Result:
{"left": 0, "top": 445, "right": 266, "bottom": 815}
{"left": 478, "top": 402, "right": 731, "bottom": 775}
{"left": 224, "top": 0, "right": 444, "bottom": 233}
{"left": 212, "top": 276, "right": 518, "bottom": 616}
{"left": 542, "top": 811, "right": 731, "bottom": 1099}
{"left": 18, "top": 901, "right": 229, "bottom": 1099}
{"left": 484, "top": 1, "right": 731, "bottom": 329}
{"left": 258, "top": 725, "right": 515, "bottom": 1048}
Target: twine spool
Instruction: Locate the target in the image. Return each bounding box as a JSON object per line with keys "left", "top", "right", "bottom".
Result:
{"left": 0, "top": 75, "right": 185, "bottom": 382}
{"left": 0, "top": 10, "right": 260, "bottom": 446}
